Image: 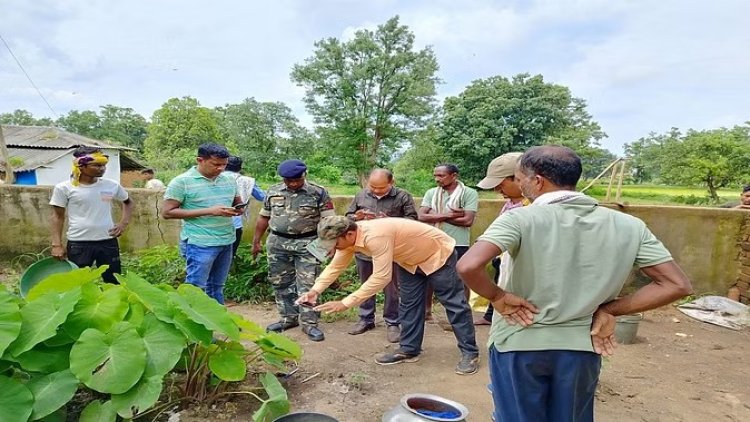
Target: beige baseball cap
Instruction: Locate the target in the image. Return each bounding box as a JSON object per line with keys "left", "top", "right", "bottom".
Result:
{"left": 476, "top": 152, "right": 523, "bottom": 189}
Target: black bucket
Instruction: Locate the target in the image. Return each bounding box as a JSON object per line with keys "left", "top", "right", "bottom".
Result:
{"left": 272, "top": 412, "right": 339, "bottom": 422}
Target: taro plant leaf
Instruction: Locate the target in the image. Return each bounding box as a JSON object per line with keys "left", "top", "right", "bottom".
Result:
{"left": 111, "top": 375, "right": 163, "bottom": 419}
{"left": 139, "top": 313, "right": 186, "bottom": 377}
{"left": 252, "top": 372, "right": 289, "bottom": 422}
{"left": 42, "top": 328, "right": 76, "bottom": 347}
{"left": 170, "top": 306, "right": 213, "bottom": 345}
{"left": 79, "top": 400, "right": 117, "bottom": 422}
{"left": 70, "top": 321, "right": 147, "bottom": 394}
{"left": 64, "top": 284, "right": 129, "bottom": 338}
{"left": 232, "top": 313, "right": 265, "bottom": 342}
{"left": 168, "top": 284, "right": 240, "bottom": 340}
{"left": 37, "top": 407, "right": 66, "bottom": 422}
{"left": 0, "top": 287, "right": 22, "bottom": 356}
{"left": 124, "top": 300, "right": 145, "bottom": 327}
{"left": 116, "top": 272, "right": 173, "bottom": 322}
{"left": 256, "top": 332, "right": 302, "bottom": 360}
{"left": 26, "top": 369, "right": 79, "bottom": 420}
{"left": 262, "top": 353, "right": 287, "bottom": 371}
{"left": 13, "top": 343, "right": 70, "bottom": 373}
{"left": 8, "top": 288, "right": 82, "bottom": 356}
{"left": 0, "top": 374, "right": 34, "bottom": 422}
{"left": 27, "top": 267, "right": 106, "bottom": 301}
{"left": 208, "top": 342, "right": 247, "bottom": 381}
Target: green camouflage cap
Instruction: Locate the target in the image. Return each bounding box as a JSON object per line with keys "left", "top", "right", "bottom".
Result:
{"left": 306, "top": 215, "right": 351, "bottom": 262}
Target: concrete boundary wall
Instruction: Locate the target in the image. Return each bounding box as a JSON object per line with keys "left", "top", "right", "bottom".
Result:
{"left": 1, "top": 185, "right": 748, "bottom": 297}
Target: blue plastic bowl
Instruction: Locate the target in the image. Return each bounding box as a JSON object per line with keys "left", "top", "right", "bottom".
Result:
{"left": 20, "top": 257, "right": 79, "bottom": 298}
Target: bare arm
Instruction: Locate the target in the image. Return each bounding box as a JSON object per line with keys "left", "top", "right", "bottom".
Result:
{"left": 161, "top": 199, "right": 238, "bottom": 219}
{"left": 599, "top": 261, "right": 693, "bottom": 316}
{"left": 50, "top": 206, "right": 66, "bottom": 259}
{"left": 109, "top": 198, "right": 134, "bottom": 237}
{"left": 418, "top": 206, "right": 448, "bottom": 223}
{"left": 446, "top": 210, "right": 476, "bottom": 227}
{"left": 252, "top": 215, "right": 270, "bottom": 259}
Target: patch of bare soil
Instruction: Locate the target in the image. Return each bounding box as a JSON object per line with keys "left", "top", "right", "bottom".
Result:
{"left": 193, "top": 305, "right": 750, "bottom": 421}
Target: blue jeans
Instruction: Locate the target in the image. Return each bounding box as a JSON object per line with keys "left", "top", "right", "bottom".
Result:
{"left": 489, "top": 346, "right": 600, "bottom": 422}
{"left": 183, "top": 241, "right": 233, "bottom": 304}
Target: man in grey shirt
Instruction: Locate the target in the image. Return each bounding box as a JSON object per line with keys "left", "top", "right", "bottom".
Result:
{"left": 345, "top": 169, "right": 418, "bottom": 342}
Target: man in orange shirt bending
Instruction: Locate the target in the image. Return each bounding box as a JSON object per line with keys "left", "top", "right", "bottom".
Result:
{"left": 298, "top": 216, "right": 529, "bottom": 375}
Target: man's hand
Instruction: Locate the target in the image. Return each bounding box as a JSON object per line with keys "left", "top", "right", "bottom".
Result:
{"left": 252, "top": 242, "right": 262, "bottom": 260}
{"left": 354, "top": 209, "right": 377, "bottom": 220}
{"left": 494, "top": 292, "right": 539, "bottom": 326}
{"left": 314, "top": 300, "right": 347, "bottom": 314}
{"left": 591, "top": 309, "right": 617, "bottom": 357}
{"left": 296, "top": 290, "right": 320, "bottom": 306}
{"left": 51, "top": 245, "right": 65, "bottom": 260}
{"left": 108, "top": 222, "right": 128, "bottom": 237}
{"left": 445, "top": 208, "right": 465, "bottom": 219}
{"left": 209, "top": 205, "right": 241, "bottom": 217}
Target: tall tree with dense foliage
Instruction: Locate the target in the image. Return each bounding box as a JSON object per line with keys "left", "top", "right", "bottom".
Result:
{"left": 55, "top": 106, "right": 148, "bottom": 151}
{"left": 436, "top": 73, "right": 606, "bottom": 182}
{"left": 291, "top": 16, "right": 439, "bottom": 185}
{"left": 143, "top": 97, "right": 223, "bottom": 170}
{"left": 643, "top": 125, "right": 750, "bottom": 202}
{"left": 0, "top": 109, "right": 54, "bottom": 126}
{"left": 214, "top": 98, "right": 314, "bottom": 178}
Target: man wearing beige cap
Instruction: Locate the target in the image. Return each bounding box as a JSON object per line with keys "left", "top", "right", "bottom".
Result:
{"left": 295, "top": 216, "right": 531, "bottom": 375}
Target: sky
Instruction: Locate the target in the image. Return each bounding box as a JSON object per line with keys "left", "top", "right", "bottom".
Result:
{"left": 1, "top": 0, "right": 749, "bottom": 155}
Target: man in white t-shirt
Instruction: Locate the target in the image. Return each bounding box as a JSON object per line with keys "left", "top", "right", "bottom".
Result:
{"left": 141, "top": 168, "right": 166, "bottom": 190}
{"left": 50, "top": 146, "right": 133, "bottom": 283}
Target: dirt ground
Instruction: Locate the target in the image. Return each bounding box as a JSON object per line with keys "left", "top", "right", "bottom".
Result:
{"left": 227, "top": 304, "right": 749, "bottom": 422}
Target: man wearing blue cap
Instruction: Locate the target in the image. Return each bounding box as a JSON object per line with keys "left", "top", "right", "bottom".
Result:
{"left": 252, "top": 159, "right": 335, "bottom": 341}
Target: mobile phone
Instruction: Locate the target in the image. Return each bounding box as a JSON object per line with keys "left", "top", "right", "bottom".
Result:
{"left": 298, "top": 301, "right": 316, "bottom": 308}
{"left": 234, "top": 201, "right": 250, "bottom": 209}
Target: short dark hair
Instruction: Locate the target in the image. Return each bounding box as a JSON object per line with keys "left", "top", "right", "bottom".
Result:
{"left": 436, "top": 163, "right": 460, "bottom": 175}
{"left": 369, "top": 168, "right": 393, "bottom": 182}
{"left": 742, "top": 185, "right": 750, "bottom": 194}
{"left": 197, "top": 144, "right": 230, "bottom": 159}
{"left": 73, "top": 146, "right": 102, "bottom": 157}
{"left": 140, "top": 168, "right": 154, "bottom": 175}
{"left": 226, "top": 156, "right": 243, "bottom": 172}
{"left": 519, "top": 145, "right": 582, "bottom": 189}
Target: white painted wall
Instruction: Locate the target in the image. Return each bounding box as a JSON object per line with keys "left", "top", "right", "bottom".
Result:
{"left": 35, "top": 149, "right": 121, "bottom": 186}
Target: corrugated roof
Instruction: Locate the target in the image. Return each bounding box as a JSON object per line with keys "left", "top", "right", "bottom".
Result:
{"left": 0, "top": 147, "right": 71, "bottom": 172}
{"left": 1, "top": 125, "right": 135, "bottom": 150}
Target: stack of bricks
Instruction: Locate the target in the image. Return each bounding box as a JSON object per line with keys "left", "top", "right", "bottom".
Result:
{"left": 737, "top": 217, "right": 750, "bottom": 304}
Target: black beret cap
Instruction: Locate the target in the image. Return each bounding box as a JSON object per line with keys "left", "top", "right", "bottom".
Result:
{"left": 278, "top": 159, "right": 307, "bottom": 178}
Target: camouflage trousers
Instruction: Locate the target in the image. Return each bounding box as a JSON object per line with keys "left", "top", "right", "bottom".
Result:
{"left": 266, "top": 234, "right": 321, "bottom": 326}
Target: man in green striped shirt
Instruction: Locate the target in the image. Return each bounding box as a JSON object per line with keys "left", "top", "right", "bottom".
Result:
{"left": 162, "top": 144, "right": 242, "bottom": 304}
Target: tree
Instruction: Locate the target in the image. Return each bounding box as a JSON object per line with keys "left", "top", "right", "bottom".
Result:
{"left": 436, "top": 73, "right": 606, "bottom": 182}
{"left": 623, "top": 128, "right": 682, "bottom": 184}
{"left": 653, "top": 125, "right": 750, "bottom": 202}
{"left": 0, "top": 109, "right": 54, "bottom": 126}
{"left": 392, "top": 125, "right": 447, "bottom": 194}
{"left": 214, "top": 98, "right": 314, "bottom": 178}
{"left": 57, "top": 110, "right": 102, "bottom": 137}
{"left": 143, "top": 97, "right": 223, "bottom": 170}
{"left": 55, "top": 106, "right": 148, "bottom": 151}
{"left": 291, "top": 16, "right": 439, "bottom": 185}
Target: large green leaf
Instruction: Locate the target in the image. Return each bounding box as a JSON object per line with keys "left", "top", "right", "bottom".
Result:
{"left": 232, "top": 314, "right": 265, "bottom": 342}
{"left": 0, "top": 288, "right": 22, "bottom": 357}
{"left": 256, "top": 332, "right": 302, "bottom": 360}
{"left": 139, "top": 314, "right": 185, "bottom": 377}
{"left": 170, "top": 306, "right": 213, "bottom": 345}
{"left": 13, "top": 344, "right": 70, "bottom": 373}
{"left": 252, "top": 372, "right": 289, "bottom": 422}
{"left": 124, "top": 301, "right": 145, "bottom": 327}
{"left": 8, "top": 288, "right": 82, "bottom": 356}
{"left": 111, "top": 375, "right": 163, "bottom": 419}
{"left": 26, "top": 369, "right": 79, "bottom": 421}
{"left": 79, "top": 400, "right": 117, "bottom": 422}
{"left": 168, "top": 284, "right": 239, "bottom": 340}
{"left": 116, "top": 273, "right": 173, "bottom": 323}
{"left": 64, "top": 284, "right": 129, "bottom": 338}
{"left": 42, "top": 329, "right": 76, "bottom": 347}
{"left": 0, "top": 375, "right": 34, "bottom": 422}
{"left": 70, "top": 322, "right": 147, "bottom": 394}
{"left": 208, "top": 343, "right": 246, "bottom": 381}
{"left": 27, "top": 267, "right": 106, "bottom": 301}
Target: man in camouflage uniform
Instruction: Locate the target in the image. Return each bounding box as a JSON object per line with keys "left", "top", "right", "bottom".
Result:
{"left": 252, "top": 159, "right": 335, "bottom": 341}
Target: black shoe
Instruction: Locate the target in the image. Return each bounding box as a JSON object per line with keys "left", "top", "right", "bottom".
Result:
{"left": 375, "top": 349, "right": 420, "bottom": 365}
{"left": 348, "top": 321, "right": 376, "bottom": 335}
{"left": 266, "top": 319, "right": 299, "bottom": 333}
{"left": 302, "top": 325, "right": 325, "bottom": 342}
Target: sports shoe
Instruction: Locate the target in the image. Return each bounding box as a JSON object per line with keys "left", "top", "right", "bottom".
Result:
{"left": 455, "top": 354, "right": 479, "bottom": 375}
{"left": 348, "top": 321, "right": 375, "bottom": 335}
{"left": 386, "top": 325, "right": 401, "bottom": 343}
{"left": 375, "top": 350, "right": 419, "bottom": 365}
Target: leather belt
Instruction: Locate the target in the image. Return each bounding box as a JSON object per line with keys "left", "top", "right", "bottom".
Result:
{"left": 270, "top": 230, "right": 317, "bottom": 239}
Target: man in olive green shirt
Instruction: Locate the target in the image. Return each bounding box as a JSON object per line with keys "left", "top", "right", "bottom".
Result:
{"left": 457, "top": 145, "right": 693, "bottom": 422}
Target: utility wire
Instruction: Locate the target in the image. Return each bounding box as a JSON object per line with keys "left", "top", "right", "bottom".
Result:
{"left": 0, "top": 33, "right": 60, "bottom": 118}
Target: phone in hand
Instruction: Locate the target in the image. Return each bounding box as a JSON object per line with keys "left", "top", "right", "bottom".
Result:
{"left": 234, "top": 200, "right": 250, "bottom": 210}
{"left": 298, "top": 301, "right": 316, "bottom": 308}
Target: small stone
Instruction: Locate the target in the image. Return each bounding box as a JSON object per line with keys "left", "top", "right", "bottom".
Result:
{"left": 671, "top": 317, "right": 680, "bottom": 323}
{"left": 675, "top": 332, "right": 688, "bottom": 337}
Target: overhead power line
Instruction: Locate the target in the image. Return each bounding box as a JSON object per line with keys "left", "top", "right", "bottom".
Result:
{"left": 0, "top": 33, "right": 59, "bottom": 118}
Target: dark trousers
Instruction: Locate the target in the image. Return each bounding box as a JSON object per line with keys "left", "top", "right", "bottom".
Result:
{"left": 489, "top": 346, "right": 601, "bottom": 422}
{"left": 483, "top": 256, "right": 502, "bottom": 322}
{"left": 66, "top": 238, "right": 121, "bottom": 283}
{"left": 356, "top": 257, "right": 400, "bottom": 326}
{"left": 425, "top": 246, "right": 469, "bottom": 314}
{"left": 398, "top": 251, "right": 478, "bottom": 356}
{"left": 232, "top": 228, "right": 243, "bottom": 257}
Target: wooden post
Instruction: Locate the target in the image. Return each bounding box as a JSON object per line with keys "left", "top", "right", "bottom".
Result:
{"left": 605, "top": 162, "right": 617, "bottom": 202}
{"left": 0, "top": 125, "right": 14, "bottom": 184}
{"left": 615, "top": 160, "right": 626, "bottom": 203}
